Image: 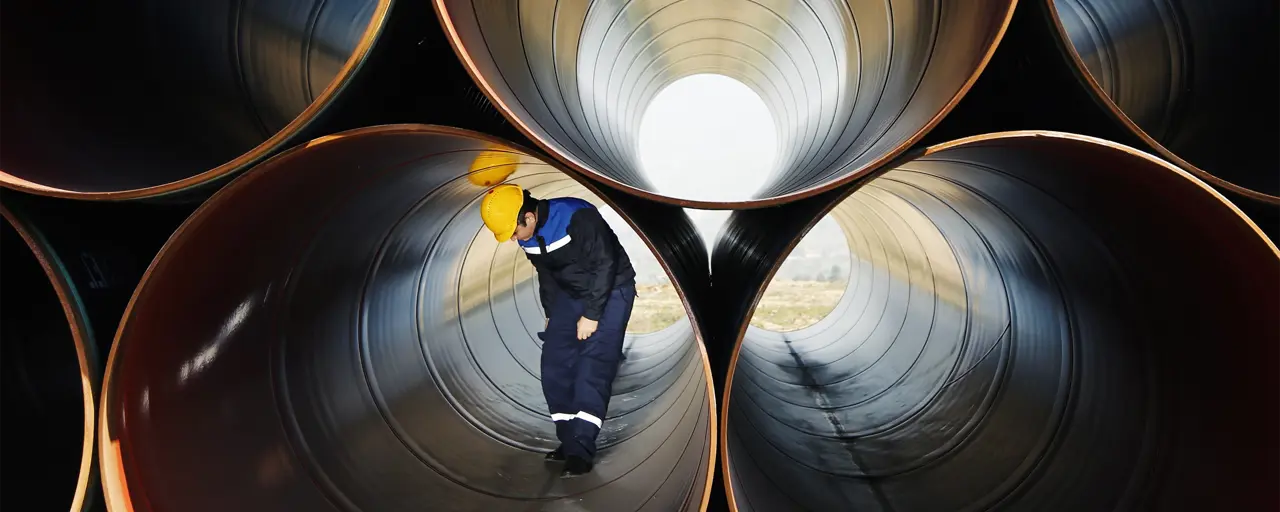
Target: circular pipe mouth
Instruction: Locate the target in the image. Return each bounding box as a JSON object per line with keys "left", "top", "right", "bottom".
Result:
{"left": 0, "top": 0, "right": 392, "bottom": 199}
{"left": 98, "top": 125, "right": 716, "bottom": 511}
{"left": 713, "top": 131, "right": 1279, "bottom": 510}
{"left": 1, "top": 206, "right": 100, "bottom": 511}
{"left": 1045, "top": 0, "right": 1280, "bottom": 203}
{"left": 433, "top": 0, "right": 1017, "bottom": 208}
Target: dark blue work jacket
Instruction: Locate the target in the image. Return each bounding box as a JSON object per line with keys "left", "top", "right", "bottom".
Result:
{"left": 518, "top": 197, "right": 637, "bottom": 321}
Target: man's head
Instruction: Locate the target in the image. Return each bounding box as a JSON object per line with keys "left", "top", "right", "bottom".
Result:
{"left": 480, "top": 184, "right": 539, "bottom": 242}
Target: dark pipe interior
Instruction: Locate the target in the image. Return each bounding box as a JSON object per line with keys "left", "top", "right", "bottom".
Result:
{"left": 0, "top": 0, "right": 384, "bottom": 195}
{"left": 0, "top": 0, "right": 526, "bottom": 199}
{"left": 712, "top": 133, "right": 1279, "bottom": 510}
{"left": 434, "top": 0, "right": 1015, "bottom": 206}
{"left": 0, "top": 212, "right": 94, "bottom": 510}
{"left": 1049, "top": 0, "right": 1279, "bottom": 199}
{"left": 99, "top": 125, "right": 714, "bottom": 511}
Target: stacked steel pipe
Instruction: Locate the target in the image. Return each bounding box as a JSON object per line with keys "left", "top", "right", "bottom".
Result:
{"left": 0, "top": 0, "right": 1274, "bottom": 511}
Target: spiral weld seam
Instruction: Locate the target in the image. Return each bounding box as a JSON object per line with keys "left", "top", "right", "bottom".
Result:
{"left": 97, "top": 124, "right": 717, "bottom": 512}
{"left": 1043, "top": 0, "right": 1280, "bottom": 204}
{"left": 713, "top": 131, "right": 1279, "bottom": 511}
{"left": 431, "top": 0, "right": 1019, "bottom": 208}
{"left": 0, "top": 0, "right": 1274, "bottom": 510}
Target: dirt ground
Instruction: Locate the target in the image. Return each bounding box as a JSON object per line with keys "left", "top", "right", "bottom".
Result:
{"left": 627, "top": 280, "right": 844, "bottom": 334}
{"left": 750, "top": 280, "right": 846, "bottom": 332}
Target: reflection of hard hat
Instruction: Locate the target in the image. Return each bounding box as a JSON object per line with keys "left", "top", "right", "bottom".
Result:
{"left": 467, "top": 151, "right": 521, "bottom": 186}
{"left": 480, "top": 184, "right": 524, "bottom": 241}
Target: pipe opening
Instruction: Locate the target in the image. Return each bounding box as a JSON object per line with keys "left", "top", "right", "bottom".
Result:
{"left": 718, "top": 132, "right": 1278, "bottom": 510}
{"left": 597, "top": 205, "right": 683, "bottom": 334}
{"left": 1048, "top": 0, "right": 1279, "bottom": 199}
{"left": 1, "top": 210, "right": 97, "bottom": 511}
{"left": 99, "top": 126, "right": 713, "bottom": 511}
{"left": 751, "top": 216, "right": 849, "bottom": 332}
{"left": 435, "top": 0, "right": 1016, "bottom": 207}
{"left": 0, "top": 0, "right": 387, "bottom": 197}
{"left": 637, "top": 74, "right": 777, "bottom": 204}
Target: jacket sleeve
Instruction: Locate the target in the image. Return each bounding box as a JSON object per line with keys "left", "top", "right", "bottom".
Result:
{"left": 566, "top": 208, "right": 618, "bottom": 321}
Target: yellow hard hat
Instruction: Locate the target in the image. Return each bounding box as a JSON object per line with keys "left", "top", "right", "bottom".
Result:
{"left": 467, "top": 151, "right": 520, "bottom": 186}
{"left": 480, "top": 184, "right": 524, "bottom": 241}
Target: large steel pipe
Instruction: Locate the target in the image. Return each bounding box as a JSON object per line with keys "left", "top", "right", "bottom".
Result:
{"left": 1, "top": 206, "right": 100, "bottom": 511}
{"left": 0, "top": 0, "right": 521, "bottom": 200}
{"left": 1045, "top": 0, "right": 1278, "bottom": 202}
{"left": 98, "top": 125, "right": 716, "bottom": 511}
{"left": 711, "top": 132, "right": 1279, "bottom": 510}
{"left": 434, "top": 0, "right": 1016, "bottom": 208}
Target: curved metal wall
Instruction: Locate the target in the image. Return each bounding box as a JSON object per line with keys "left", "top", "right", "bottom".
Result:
{"left": 1046, "top": 0, "right": 1279, "bottom": 203}
{"left": 97, "top": 125, "right": 716, "bottom": 511}
{"left": 2, "top": 0, "right": 1274, "bottom": 509}
{"left": 711, "top": 132, "right": 1279, "bottom": 511}
{"left": 0, "top": 206, "right": 100, "bottom": 511}
{"left": 0, "top": 0, "right": 522, "bottom": 201}
{"left": 434, "top": 0, "right": 1016, "bottom": 208}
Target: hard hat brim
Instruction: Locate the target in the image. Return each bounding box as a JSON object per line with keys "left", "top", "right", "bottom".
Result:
{"left": 493, "top": 222, "right": 515, "bottom": 242}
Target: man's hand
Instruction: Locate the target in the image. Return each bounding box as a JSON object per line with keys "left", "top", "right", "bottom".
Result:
{"left": 577, "top": 317, "right": 598, "bottom": 340}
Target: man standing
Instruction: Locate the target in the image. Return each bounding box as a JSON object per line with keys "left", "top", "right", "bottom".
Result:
{"left": 480, "top": 184, "right": 637, "bottom": 478}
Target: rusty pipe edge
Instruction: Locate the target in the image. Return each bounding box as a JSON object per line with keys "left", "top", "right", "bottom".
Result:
{"left": 1044, "top": 0, "right": 1279, "bottom": 204}
{"left": 0, "top": 0, "right": 524, "bottom": 201}
{"left": 710, "top": 131, "right": 1279, "bottom": 511}
{"left": 0, "top": 204, "right": 102, "bottom": 511}
{"left": 97, "top": 124, "right": 717, "bottom": 512}
{"left": 432, "top": 0, "right": 1018, "bottom": 209}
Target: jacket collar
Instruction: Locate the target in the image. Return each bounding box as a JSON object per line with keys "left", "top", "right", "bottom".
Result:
{"left": 534, "top": 199, "right": 549, "bottom": 234}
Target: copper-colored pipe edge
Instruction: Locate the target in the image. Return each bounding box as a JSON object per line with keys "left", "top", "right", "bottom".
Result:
{"left": 430, "top": 0, "right": 1020, "bottom": 211}
{"left": 95, "top": 123, "right": 718, "bottom": 512}
{"left": 1041, "top": 0, "right": 1280, "bottom": 205}
{"left": 0, "top": 204, "right": 101, "bottom": 512}
{"left": 0, "top": 0, "right": 394, "bottom": 201}
{"left": 713, "top": 130, "right": 1280, "bottom": 512}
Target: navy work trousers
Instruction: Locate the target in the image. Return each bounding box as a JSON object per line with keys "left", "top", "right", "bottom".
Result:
{"left": 538, "top": 284, "right": 635, "bottom": 461}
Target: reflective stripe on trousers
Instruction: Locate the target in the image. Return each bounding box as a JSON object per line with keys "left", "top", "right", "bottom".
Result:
{"left": 538, "top": 284, "right": 635, "bottom": 461}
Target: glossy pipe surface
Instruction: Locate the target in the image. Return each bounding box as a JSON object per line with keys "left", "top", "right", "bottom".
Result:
{"left": 434, "top": 0, "right": 1016, "bottom": 208}
{"left": 0, "top": 205, "right": 100, "bottom": 511}
{"left": 710, "top": 132, "right": 1279, "bottom": 511}
{"left": 99, "top": 125, "right": 716, "bottom": 511}
{"left": 0, "top": 0, "right": 523, "bottom": 200}
{"left": 1047, "top": 0, "right": 1279, "bottom": 202}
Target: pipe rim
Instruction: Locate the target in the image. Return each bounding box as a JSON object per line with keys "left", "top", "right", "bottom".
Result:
{"left": 1041, "top": 0, "right": 1280, "bottom": 205}
{"left": 0, "top": 204, "right": 101, "bottom": 512}
{"left": 430, "top": 0, "right": 1020, "bottom": 210}
{"left": 715, "top": 129, "right": 1280, "bottom": 511}
{"left": 0, "top": 0, "right": 396, "bottom": 201}
{"left": 96, "top": 123, "right": 718, "bottom": 511}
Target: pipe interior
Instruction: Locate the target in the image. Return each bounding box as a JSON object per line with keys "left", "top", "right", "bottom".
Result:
{"left": 751, "top": 216, "right": 850, "bottom": 332}
{"left": 436, "top": 0, "right": 1013, "bottom": 205}
{"left": 0, "top": 216, "right": 89, "bottom": 510}
{"left": 1050, "top": 0, "right": 1279, "bottom": 196}
{"left": 0, "top": 0, "right": 382, "bottom": 193}
{"left": 101, "top": 127, "right": 711, "bottom": 511}
{"left": 722, "top": 135, "right": 1278, "bottom": 510}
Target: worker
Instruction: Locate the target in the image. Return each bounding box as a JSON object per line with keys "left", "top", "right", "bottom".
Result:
{"left": 479, "top": 184, "right": 638, "bottom": 478}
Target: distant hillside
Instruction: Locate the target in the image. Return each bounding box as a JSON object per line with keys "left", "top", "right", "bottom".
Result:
{"left": 628, "top": 280, "right": 845, "bottom": 334}
{"left": 601, "top": 207, "right": 850, "bottom": 285}
{"left": 600, "top": 207, "right": 672, "bottom": 285}
{"left": 773, "top": 215, "right": 850, "bottom": 281}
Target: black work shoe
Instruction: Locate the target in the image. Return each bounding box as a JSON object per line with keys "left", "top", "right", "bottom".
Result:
{"left": 545, "top": 447, "right": 565, "bottom": 462}
{"left": 560, "top": 455, "right": 593, "bottom": 478}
